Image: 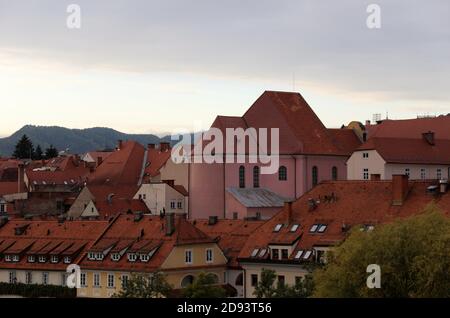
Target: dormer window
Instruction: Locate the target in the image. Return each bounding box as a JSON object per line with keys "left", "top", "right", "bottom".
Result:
{"left": 111, "top": 253, "right": 121, "bottom": 262}
{"left": 271, "top": 249, "right": 279, "bottom": 260}
{"left": 273, "top": 224, "right": 283, "bottom": 232}
{"left": 140, "top": 254, "right": 150, "bottom": 262}
{"left": 290, "top": 224, "right": 299, "bottom": 232}
{"left": 127, "top": 253, "right": 137, "bottom": 262}
{"left": 50, "top": 256, "right": 59, "bottom": 263}
{"left": 4, "top": 255, "right": 12, "bottom": 262}
{"left": 63, "top": 256, "right": 71, "bottom": 264}
{"left": 12, "top": 255, "right": 19, "bottom": 262}
{"left": 38, "top": 256, "right": 46, "bottom": 263}
{"left": 251, "top": 249, "right": 259, "bottom": 257}
{"left": 95, "top": 253, "right": 104, "bottom": 261}
{"left": 28, "top": 255, "right": 36, "bottom": 263}
{"left": 88, "top": 252, "right": 96, "bottom": 260}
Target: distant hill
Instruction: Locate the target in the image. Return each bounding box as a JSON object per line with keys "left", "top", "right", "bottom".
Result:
{"left": 0, "top": 125, "right": 178, "bottom": 156}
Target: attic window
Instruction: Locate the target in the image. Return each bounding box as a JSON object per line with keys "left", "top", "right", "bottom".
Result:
{"left": 251, "top": 249, "right": 259, "bottom": 258}
{"left": 63, "top": 256, "right": 71, "bottom": 264}
{"left": 309, "top": 224, "right": 319, "bottom": 233}
{"left": 140, "top": 254, "right": 150, "bottom": 262}
{"left": 12, "top": 255, "right": 19, "bottom": 262}
{"left": 310, "top": 224, "right": 327, "bottom": 233}
{"left": 294, "top": 250, "right": 303, "bottom": 260}
{"left": 95, "top": 253, "right": 104, "bottom": 261}
{"left": 28, "top": 255, "right": 35, "bottom": 263}
{"left": 317, "top": 225, "right": 327, "bottom": 233}
{"left": 273, "top": 224, "right": 283, "bottom": 232}
{"left": 88, "top": 252, "right": 95, "bottom": 260}
{"left": 50, "top": 256, "right": 59, "bottom": 263}
{"left": 111, "top": 253, "right": 120, "bottom": 262}
{"left": 290, "top": 224, "right": 299, "bottom": 232}
{"left": 127, "top": 253, "right": 137, "bottom": 262}
{"left": 38, "top": 256, "right": 46, "bottom": 263}
{"left": 4, "top": 255, "right": 12, "bottom": 262}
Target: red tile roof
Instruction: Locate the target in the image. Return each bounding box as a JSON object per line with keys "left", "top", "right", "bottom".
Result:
{"left": 88, "top": 141, "right": 145, "bottom": 186}
{"left": 238, "top": 179, "right": 450, "bottom": 262}
{"left": 144, "top": 147, "right": 172, "bottom": 180}
{"left": 357, "top": 137, "right": 450, "bottom": 164}
{"left": 0, "top": 182, "right": 18, "bottom": 196}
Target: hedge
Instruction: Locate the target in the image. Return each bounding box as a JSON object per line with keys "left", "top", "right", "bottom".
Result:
{"left": 0, "top": 282, "right": 76, "bottom": 298}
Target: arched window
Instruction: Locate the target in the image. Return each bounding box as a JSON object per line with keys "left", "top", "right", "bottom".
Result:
{"left": 239, "top": 166, "right": 245, "bottom": 188}
{"left": 312, "top": 166, "right": 318, "bottom": 187}
{"left": 332, "top": 166, "right": 338, "bottom": 181}
{"left": 181, "top": 275, "right": 195, "bottom": 288}
{"left": 253, "top": 166, "right": 260, "bottom": 188}
{"left": 278, "top": 166, "right": 287, "bottom": 181}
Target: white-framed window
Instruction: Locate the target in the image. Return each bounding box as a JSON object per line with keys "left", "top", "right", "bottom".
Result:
{"left": 107, "top": 274, "right": 115, "bottom": 288}
{"left": 42, "top": 272, "right": 49, "bottom": 285}
{"left": 258, "top": 249, "right": 267, "bottom": 258}
{"left": 51, "top": 255, "right": 59, "bottom": 263}
{"left": 421, "top": 168, "right": 426, "bottom": 180}
{"left": 318, "top": 225, "right": 327, "bottom": 233}
{"left": 303, "top": 250, "right": 312, "bottom": 259}
{"left": 93, "top": 273, "right": 100, "bottom": 288}
{"left": 38, "top": 256, "right": 46, "bottom": 263}
{"left": 363, "top": 168, "right": 369, "bottom": 180}
{"left": 273, "top": 224, "right": 283, "bottom": 232}
{"left": 121, "top": 275, "right": 129, "bottom": 289}
{"left": 140, "top": 254, "right": 150, "bottom": 262}
{"left": 362, "top": 152, "right": 369, "bottom": 158}
{"left": 4, "top": 255, "right": 12, "bottom": 262}
{"left": 25, "top": 272, "right": 32, "bottom": 284}
{"left": 177, "top": 201, "right": 183, "bottom": 209}
{"left": 95, "top": 253, "right": 104, "bottom": 261}
{"left": 111, "top": 253, "right": 121, "bottom": 262}
{"left": 294, "top": 250, "right": 304, "bottom": 260}
{"left": 405, "top": 168, "right": 410, "bottom": 177}
{"left": 88, "top": 252, "right": 96, "bottom": 260}
{"left": 251, "top": 248, "right": 259, "bottom": 257}
{"left": 12, "top": 255, "right": 19, "bottom": 262}
{"left": 127, "top": 253, "right": 137, "bottom": 262}
{"left": 28, "top": 255, "right": 35, "bottom": 263}
{"left": 142, "top": 194, "right": 146, "bottom": 200}
{"left": 185, "top": 250, "right": 193, "bottom": 264}
{"left": 80, "top": 272, "right": 87, "bottom": 287}
{"left": 206, "top": 248, "right": 213, "bottom": 263}
{"left": 63, "top": 256, "right": 71, "bottom": 264}
{"left": 8, "top": 271, "right": 16, "bottom": 284}
{"left": 290, "top": 224, "right": 299, "bottom": 232}
{"left": 437, "top": 168, "right": 442, "bottom": 180}
{"left": 170, "top": 201, "right": 176, "bottom": 209}
{"left": 309, "top": 224, "right": 319, "bottom": 232}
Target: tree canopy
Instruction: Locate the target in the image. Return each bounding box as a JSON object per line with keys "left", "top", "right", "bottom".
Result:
{"left": 313, "top": 206, "right": 450, "bottom": 298}
{"left": 44, "top": 145, "right": 58, "bottom": 159}
{"left": 253, "top": 268, "right": 314, "bottom": 298}
{"left": 114, "top": 272, "right": 172, "bottom": 298}
{"left": 12, "top": 135, "right": 34, "bottom": 159}
{"left": 182, "top": 272, "right": 227, "bottom": 298}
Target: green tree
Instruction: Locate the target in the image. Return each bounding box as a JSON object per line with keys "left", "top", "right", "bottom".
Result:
{"left": 115, "top": 272, "right": 172, "bottom": 298}
{"left": 12, "top": 134, "right": 34, "bottom": 159}
{"left": 254, "top": 268, "right": 314, "bottom": 298}
{"left": 34, "top": 145, "right": 44, "bottom": 160}
{"left": 44, "top": 145, "right": 58, "bottom": 159}
{"left": 183, "top": 272, "right": 227, "bottom": 298}
{"left": 313, "top": 206, "right": 450, "bottom": 298}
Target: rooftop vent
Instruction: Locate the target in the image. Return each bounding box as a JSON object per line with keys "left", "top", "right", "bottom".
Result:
{"left": 134, "top": 212, "right": 144, "bottom": 222}
{"left": 422, "top": 131, "right": 435, "bottom": 145}
{"left": 14, "top": 224, "right": 29, "bottom": 236}
{"left": 308, "top": 198, "right": 317, "bottom": 211}
{"left": 208, "top": 216, "right": 218, "bottom": 225}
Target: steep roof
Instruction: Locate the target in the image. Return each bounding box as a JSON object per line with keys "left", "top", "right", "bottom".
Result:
{"left": 357, "top": 137, "right": 450, "bottom": 165}
{"left": 238, "top": 179, "right": 450, "bottom": 261}
{"left": 143, "top": 147, "right": 172, "bottom": 180}
{"left": 0, "top": 182, "right": 18, "bottom": 196}
{"left": 88, "top": 141, "right": 145, "bottom": 186}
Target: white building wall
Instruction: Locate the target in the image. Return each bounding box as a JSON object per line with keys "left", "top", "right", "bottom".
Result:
{"left": 347, "top": 150, "right": 386, "bottom": 180}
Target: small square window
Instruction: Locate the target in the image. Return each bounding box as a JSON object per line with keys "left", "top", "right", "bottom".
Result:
{"left": 273, "top": 224, "right": 283, "bottom": 232}
{"left": 309, "top": 224, "right": 319, "bottom": 233}
{"left": 290, "top": 224, "right": 299, "bottom": 232}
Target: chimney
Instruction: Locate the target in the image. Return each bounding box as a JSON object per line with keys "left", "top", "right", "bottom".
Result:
{"left": 165, "top": 213, "right": 175, "bottom": 236}
{"left": 439, "top": 179, "right": 448, "bottom": 194}
{"left": 118, "top": 140, "right": 123, "bottom": 149}
{"left": 18, "top": 163, "right": 26, "bottom": 193}
{"left": 370, "top": 174, "right": 381, "bottom": 181}
{"left": 148, "top": 143, "right": 155, "bottom": 150}
{"left": 285, "top": 200, "right": 294, "bottom": 224}
{"left": 392, "top": 174, "right": 409, "bottom": 206}
{"left": 97, "top": 156, "right": 103, "bottom": 166}
{"left": 160, "top": 142, "right": 170, "bottom": 152}
{"left": 422, "top": 131, "right": 435, "bottom": 145}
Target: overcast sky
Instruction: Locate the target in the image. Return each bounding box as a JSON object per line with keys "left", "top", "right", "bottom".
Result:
{"left": 0, "top": 0, "right": 449, "bottom": 136}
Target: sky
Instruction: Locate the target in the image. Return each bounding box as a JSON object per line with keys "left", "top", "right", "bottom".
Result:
{"left": 0, "top": 0, "right": 449, "bottom": 137}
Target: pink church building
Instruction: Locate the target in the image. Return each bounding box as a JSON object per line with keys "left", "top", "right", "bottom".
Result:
{"left": 188, "top": 91, "right": 361, "bottom": 220}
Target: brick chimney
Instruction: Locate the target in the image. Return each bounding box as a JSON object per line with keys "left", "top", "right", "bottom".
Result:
{"left": 285, "top": 200, "right": 294, "bottom": 224}
{"left": 160, "top": 142, "right": 170, "bottom": 152}
{"left": 422, "top": 131, "right": 435, "bottom": 145}
{"left": 392, "top": 174, "right": 409, "bottom": 206}
{"left": 17, "top": 163, "right": 26, "bottom": 193}
{"left": 147, "top": 143, "right": 155, "bottom": 150}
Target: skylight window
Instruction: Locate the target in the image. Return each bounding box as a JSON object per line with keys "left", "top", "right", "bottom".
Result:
{"left": 290, "top": 224, "right": 299, "bottom": 232}
{"left": 251, "top": 249, "right": 260, "bottom": 257}
{"left": 309, "top": 224, "right": 318, "bottom": 233}
{"left": 318, "top": 225, "right": 327, "bottom": 233}
{"left": 258, "top": 249, "right": 267, "bottom": 258}
{"left": 294, "top": 250, "right": 303, "bottom": 260}
{"left": 303, "top": 250, "right": 312, "bottom": 259}
{"left": 273, "top": 224, "right": 283, "bottom": 232}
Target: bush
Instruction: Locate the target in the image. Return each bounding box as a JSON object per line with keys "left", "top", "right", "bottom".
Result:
{"left": 0, "top": 282, "right": 76, "bottom": 298}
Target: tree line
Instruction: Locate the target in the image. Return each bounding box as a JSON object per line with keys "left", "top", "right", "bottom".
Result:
{"left": 12, "top": 134, "right": 58, "bottom": 160}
